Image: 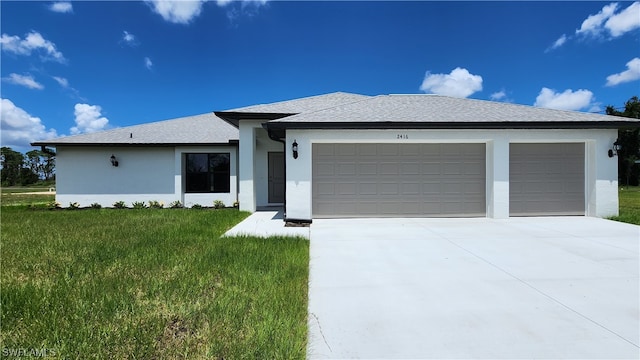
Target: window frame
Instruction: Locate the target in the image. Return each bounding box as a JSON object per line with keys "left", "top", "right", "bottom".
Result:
{"left": 185, "top": 153, "right": 231, "bottom": 193}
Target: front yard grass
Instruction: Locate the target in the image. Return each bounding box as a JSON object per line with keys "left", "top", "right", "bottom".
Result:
{"left": 1, "top": 187, "right": 54, "bottom": 206}
{"left": 609, "top": 186, "right": 640, "bottom": 225}
{"left": 1, "top": 206, "right": 309, "bottom": 359}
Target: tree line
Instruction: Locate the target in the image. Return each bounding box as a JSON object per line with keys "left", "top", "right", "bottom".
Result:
{"left": 1, "top": 147, "right": 55, "bottom": 186}
{"left": 607, "top": 96, "right": 640, "bottom": 186}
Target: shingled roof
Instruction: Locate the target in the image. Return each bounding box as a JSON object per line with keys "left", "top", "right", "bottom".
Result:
{"left": 32, "top": 112, "right": 238, "bottom": 146}
{"left": 32, "top": 92, "right": 639, "bottom": 147}
{"left": 265, "top": 94, "right": 638, "bottom": 129}
{"left": 224, "top": 92, "right": 371, "bottom": 114}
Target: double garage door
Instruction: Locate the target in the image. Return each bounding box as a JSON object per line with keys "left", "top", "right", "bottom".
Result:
{"left": 312, "top": 143, "right": 585, "bottom": 218}
{"left": 312, "top": 143, "right": 486, "bottom": 218}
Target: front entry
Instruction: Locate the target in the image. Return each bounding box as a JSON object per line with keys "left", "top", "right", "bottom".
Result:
{"left": 268, "top": 152, "right": 285, "bottom": 203}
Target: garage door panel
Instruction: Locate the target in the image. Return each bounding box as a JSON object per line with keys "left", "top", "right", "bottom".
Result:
{"left": 336, "top": 183, "right": 357, "bottom": 196}
{"left": 422, "top": 163, "right": 441, "bottom": 175}
{"left": 316, "top": 183, "right": 335, "bottom": 196}
{"left": 509, "top": 143, "right": 584, "bottom": 216}
{"left": 379, "top": 163, "right": 399, "bottom": 175}
{"left": 422, "top": 182, "right": 442, "bottom": 194}
{"left": 356, "top": 144, "right": 375, "bottom": 155}
{"left": 313, "top": 143, "right": 486, "bottom": 217}
{"left": 314, "top": 163, "right": 334, "bottom": 176}
{"left": 401, "top": 162, "right": 420, "bottom": 175}
{"left": 401, "top": 144, "right": 421, "bottom": 156}
{"left": 358, "top": 163, "right": 377, "bottom": 175}
{"left": 336, "top": 144, "right": 357, "bottom": 155}
{"left": 359, "top": 183, "right": 377, "bottom": 195}
{"left": 401, "top": 182, "right": 421, "bottom": 195}
{"left": 337, "top": 163, "right": 356, "bottom": 175}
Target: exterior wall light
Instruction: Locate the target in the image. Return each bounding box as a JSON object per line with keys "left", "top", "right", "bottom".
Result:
{"left": 292, "top": 140, "right": 299, "bottom": 159}
{"left": 110, "top": 154, "right": 119, "bottom": 167}
{"left": 608, "top": 139, "right": 622, "bottom": 158}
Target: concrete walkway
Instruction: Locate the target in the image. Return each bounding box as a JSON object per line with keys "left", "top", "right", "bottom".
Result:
{"left": 307, "top": 217, "right": 640, "bottom": 359}
{"left": 223, "top": 209, "right": 310, "bottom": 239}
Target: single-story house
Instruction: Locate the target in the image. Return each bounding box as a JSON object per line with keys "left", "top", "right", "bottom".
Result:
{"left": 33, "top": 92, "right": 640, "bottom": 222}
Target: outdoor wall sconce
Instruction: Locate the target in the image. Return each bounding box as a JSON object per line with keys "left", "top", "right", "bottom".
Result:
{"left": 110, "top": 154, "right": 119, "bottom": 167}
{"left": 608, "top": 139, "right": 622, "bottom": 158}
{"left": 292, "top": 140, "right": 299, "bottom": 159}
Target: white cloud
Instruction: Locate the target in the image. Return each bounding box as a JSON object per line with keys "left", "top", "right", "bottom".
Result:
{"left": 144, "top": 57, "right": 153, "bottom": 70}
{"left": 0, "top": 31, "right": 65, "bottom": 63}
{"left": 49, "top": 2, "right": 73, "bottom": 13}
{"left": 217, "top": 0, "right": 269, "bottom": 22}
{"left": 71, "top": 103, "right": 109, "bottom": 135}
{"left": 122, "top": 30, "right": 138, "bottom": 46}
{"left": 606, "top": 57, "right": 640, "bottom": 86}
{"left": 144, "top": 0, "right": 205, "bottom": 24}
{"left": 52, "top": 76, "right": 69, "bottom": 88}
{"left": 0, "top": 98, "right": 58, "bottom": 148}
{"left": 419, "top": 67, "right": 483, "bottom": 98}
{"left": 490, "top": 91, "right": 506, "bottom": 101}
{"left": 546, "top": 34, "right": 568, "bottom": 51}
{"left": 575, "top": 2, "right": 640, "bottom": 38}
{"left": 2, "top": 73, "right": 44, "bottom": 90}
{"left": 605, "top": 1, "right": 640, "bottom": 37}
{"left": 576, "top": 2, "right": 619, "bottom": 36}
{"left": 534, "top": 87, "right": 596, "bottom": 111}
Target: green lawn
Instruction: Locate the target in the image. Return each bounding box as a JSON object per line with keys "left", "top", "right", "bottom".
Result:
{"left": 1, "top": 206, "right": 309, "bottom": 359}
{"left": 609, "top": 186, "right": 640, "bottom": 225}
{"left": 1, "top": 186, "right": 55, "bottom": 206}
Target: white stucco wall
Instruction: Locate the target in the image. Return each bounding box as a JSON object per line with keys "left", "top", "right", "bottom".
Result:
{"left": 56, "top": 145, "right": 237, "bottom": 208}
{"left": 285, "top": 128, "right": 619, "bottom": 221}
{"left": 238, "top": 122, "right": 285, "bottom": 212}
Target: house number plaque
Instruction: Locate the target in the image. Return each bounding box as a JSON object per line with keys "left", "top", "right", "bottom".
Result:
{"left": 396, "top": 134, "right": 409, "bottom": 139}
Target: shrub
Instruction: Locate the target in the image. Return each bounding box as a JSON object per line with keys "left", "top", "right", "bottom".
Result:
{"left": 113, "top": 201, "right": 127, "bottom": 209}
{"left": 191, "top": 204, "right": 203, "bottom": 209}
{"left": 148, "top": 200, "right": 164, "bottom": 209}
{"left": 48, "top": 201, "right": 61, "bottom": 210}
{"left": 213, "top": 200, "right": 225, "bottom": 209}
{"left": 68, "top": 202, "right": 81, "bottom": 210}
{"left": 90, "top": 203, "right": 102, "bottom": 209}
{"left": 169, "top": 200, "right": 183, "bottom": 209}
{"left": 132, "top": 201, "right": 147, "bottom": 209}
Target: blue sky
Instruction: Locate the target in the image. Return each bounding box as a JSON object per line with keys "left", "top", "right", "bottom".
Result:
{"left": 1, "top": 1, "right": 639, "bottom": 152}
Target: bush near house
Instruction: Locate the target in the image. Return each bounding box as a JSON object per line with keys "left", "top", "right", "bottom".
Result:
{"left": 1, "top": 206, "right": 309, "bottom": 359}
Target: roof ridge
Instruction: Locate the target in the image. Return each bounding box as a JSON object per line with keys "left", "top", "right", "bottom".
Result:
{"left": 281, "top": 94, "right": 381, "bottom": 119}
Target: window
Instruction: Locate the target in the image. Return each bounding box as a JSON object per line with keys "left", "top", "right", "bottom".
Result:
{"left": 185, "top": 153, "right": 230, "bottom": 193}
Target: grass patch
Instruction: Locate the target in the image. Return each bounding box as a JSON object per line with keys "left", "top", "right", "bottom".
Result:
{"left": 609, "top": 186, "right": 640, "bottom": 225}
{"left": 1, "top": 188, "right": 55, "bottom": 207}
{"left": 1, "top": 207, "right": 309, "bottom": 359}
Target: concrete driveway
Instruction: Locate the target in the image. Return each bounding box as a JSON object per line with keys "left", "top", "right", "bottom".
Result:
{"left": 307, "top": 217, "right": 639, "bottom": 359}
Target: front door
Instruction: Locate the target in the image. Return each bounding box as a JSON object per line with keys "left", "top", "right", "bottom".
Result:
{"left": 268, "top": 152, "right": 285, "bottom": 203}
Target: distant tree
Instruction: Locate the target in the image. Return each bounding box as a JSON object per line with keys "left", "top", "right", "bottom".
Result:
{"left": 0, "top": 147, "right": 55, "bottom": 186}
{"left": 25, "top": 149, "right": 56, "bottom": 181}
{"left": 42, "top": 150, "right": 56, "bottom": 181}
{"left": 1, "top": 147, "right": 26, "bottom": 186}
{"left": 606, "top": 96, "right": 640, "bottom": 186}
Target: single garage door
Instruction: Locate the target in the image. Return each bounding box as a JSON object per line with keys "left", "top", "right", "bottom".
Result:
{"left": 312, "top": 143, "right": 486, "bottom": 218}
{"left": 510, "top": 143, "right": 585, "bottom": 216}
